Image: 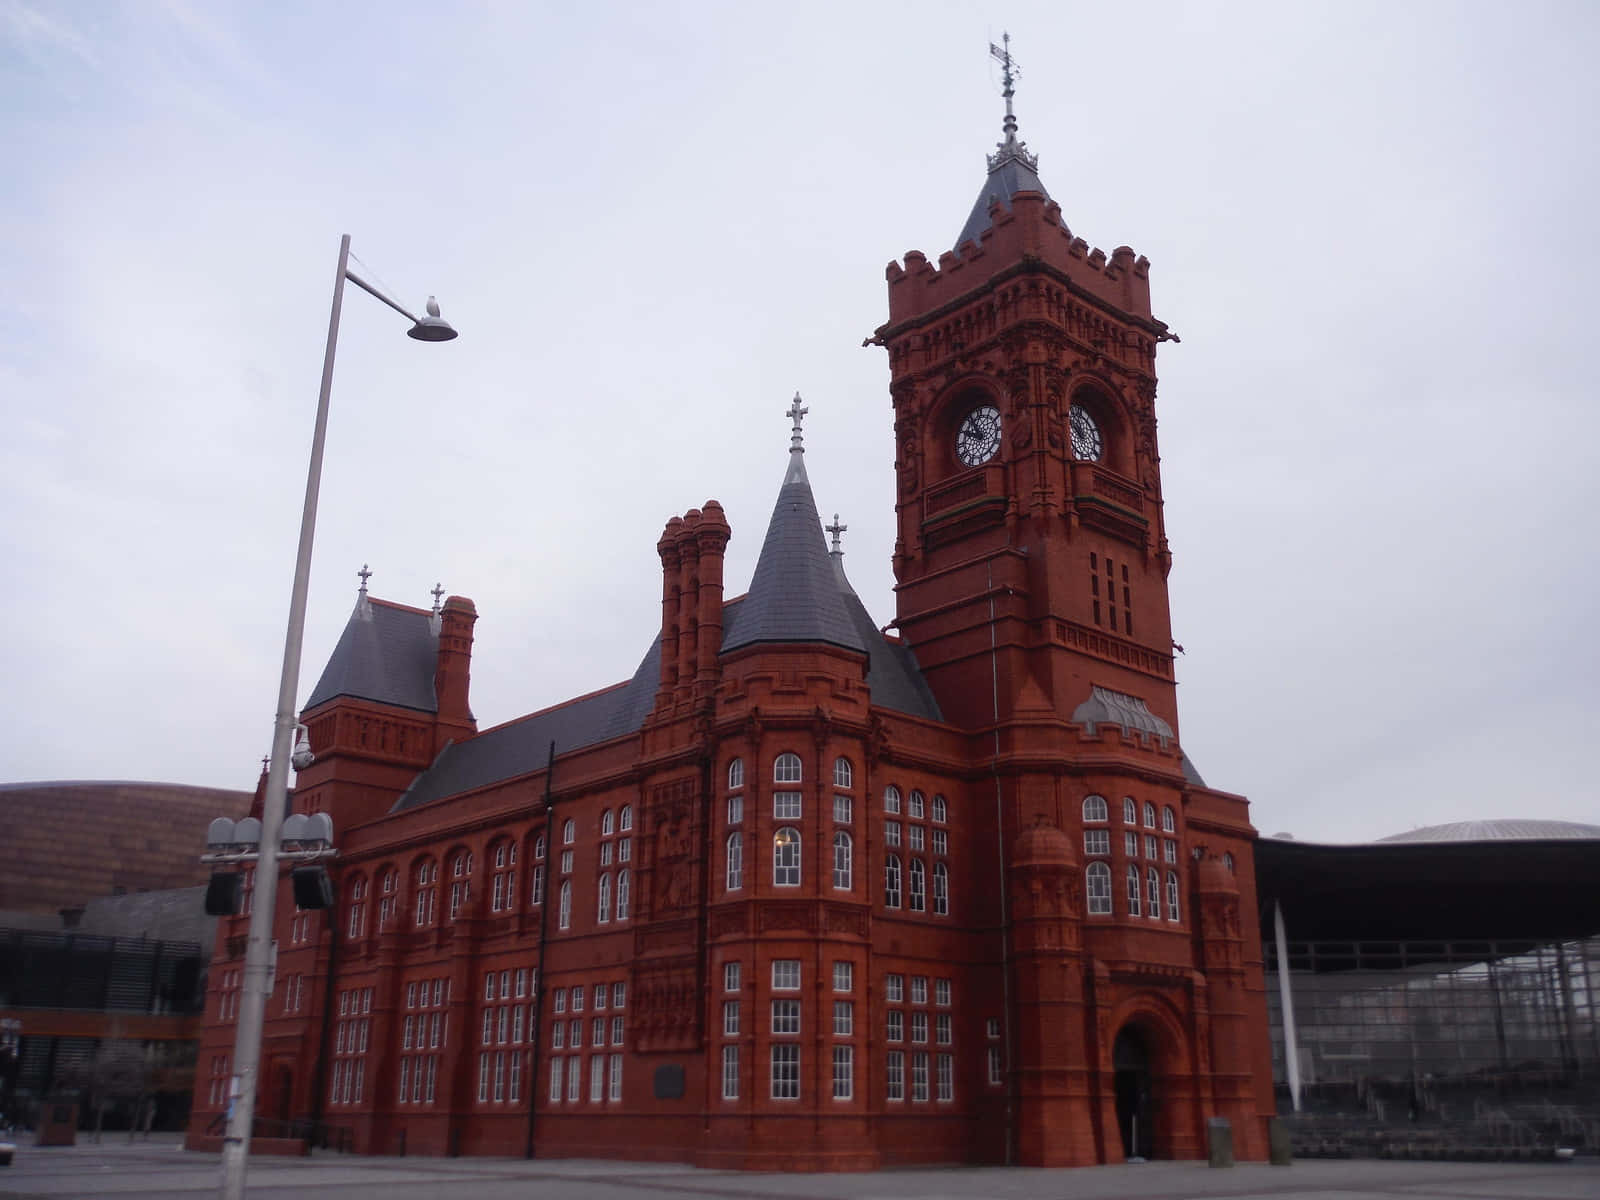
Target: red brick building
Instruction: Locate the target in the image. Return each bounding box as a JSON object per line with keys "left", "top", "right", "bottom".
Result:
{"left": 189, "top": 94, "right": 1274, "bottom": 1168}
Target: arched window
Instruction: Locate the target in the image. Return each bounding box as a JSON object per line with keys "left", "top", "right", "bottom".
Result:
{"left": 726, "top": 833, "right": 743, "bottom": 890}
{"left": 378, "top": 866, "right": 398, "bottom": 927}
{"left": 489, "top": 839, "right": 516, "bottom": 913}
{"left": 562, "top": 819, "right": 576, "bottom": 845}
{"left": 907, "top": 791, "right": 924, "bottom": 820}
{"left": 597, "top": 873, "right": 612, "bottom": 923}
{"left": 619, "top": 805, "right": 633, "bottom": 832}
{"left": 833, "top": 757, "right": 853, "bottom": 788}
{"left": 414, "top": 859, "right": 438, "bottom": 927}
{"left": 884, "top": 854, "right": 902, "bottom": 908}
{"left": 1122, "top": 797, "right": 1137, "bottom": 824}
{"left": 529, "top": 861, "right": 545, "bottom": 906}
{"left": 1082, "top": 795, "right": 1108, "bottom": 823}
{"left": 774, "top": 752, "right": 803, "bottom": 783}
{"left": 448, "top": 849, "right": 471, "bottom": 920}
{"left": 884, "top": 785, "right": 902, "bottom": 815}
{"left": 933, "top": 862, "right": 949, "bottom": 916}
{"left": 1165, "top": 871, "right": 1181, "bottom": 921}
{"left": 727, "top": 758, "right": 745, "bottom": 789}
{"left": 832, "top": 831, "right": 852, "bottom": 890}
{"left": 1143, "top": 801, "right": 1157, "bottom": 829}
{"left": 615, "top": 870, "right": 630, "bottom": 920}
{"left": 909, "top": 859, "right": 926, "bottom": 912}
{"left": 346, "top": 873, "right": 368, "bottom": 938}
{"left": 931, "top": 794, "right": 947, "bottom": 823}
{"left": 1086, "top": 862, "right": 1112, "bottom": 914}
{"left": 602, "top": 809, "right": 614, "bottom": 836}
{"left": 1126, "top": 865, "right": 1142, "bottom": 916}
{"left": 773, "top": 828, "right": 801, "bottom": 886}
{"left": 558, "top": 881, "right": 572, "bottom": 930}
{"left": 1147, "top": 867, "right": 1162, "bottom": 919}
{"left": 534, "top": 834, "right": 546, "bottom": 859}
{"left": 1161, "top": 805, "right": 1176, "bottom": 833}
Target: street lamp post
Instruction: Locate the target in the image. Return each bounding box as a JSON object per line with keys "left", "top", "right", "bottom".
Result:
{"left": 218, "top": 235, "right": 455, "bottom": 1200}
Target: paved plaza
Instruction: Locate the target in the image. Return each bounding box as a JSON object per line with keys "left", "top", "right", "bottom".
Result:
{"left": 0, "top": 1137, "right": 1593, "bottom": 1200}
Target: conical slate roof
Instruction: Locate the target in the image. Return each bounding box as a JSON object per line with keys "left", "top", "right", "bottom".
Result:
{"left": 956, "top": 136, "right": 1054, "bottom": 249}
{"left": 720, "top": 447, "right": 867, "bottom": 656}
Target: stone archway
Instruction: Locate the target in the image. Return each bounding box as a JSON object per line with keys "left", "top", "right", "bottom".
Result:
{"left": 1102, "top": 995, "right": 1197, "bottom": 1162}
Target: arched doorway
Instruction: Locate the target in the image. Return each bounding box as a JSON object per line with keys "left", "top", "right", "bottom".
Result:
{"left": 271, "top": 1063, "right": 294, "bottom": 1124}
{"left": 1113, "top": 1026, "right": 1154, "bottom": 1160}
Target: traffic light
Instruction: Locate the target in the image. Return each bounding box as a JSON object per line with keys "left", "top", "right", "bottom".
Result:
{"left": 204, "top": 871, "right": 242, "bottom": 916}
{"left": 291, "top": 865, "right": 335, "bottom": 910}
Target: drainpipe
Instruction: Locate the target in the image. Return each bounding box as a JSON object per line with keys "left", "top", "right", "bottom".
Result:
{"left": 523, "top": 740, "right": 557, "bottom": 1159}
{"left": 987, "top": 558, "right": 1014, "bottom": 1164}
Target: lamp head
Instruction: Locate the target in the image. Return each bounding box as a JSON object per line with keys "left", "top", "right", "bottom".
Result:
{"left": 408, "top": 295, "right": 458, "bottom": 342}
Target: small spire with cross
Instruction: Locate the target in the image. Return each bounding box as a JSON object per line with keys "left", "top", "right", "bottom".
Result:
{"left": 826, "top": 512, "right": 847, "bottom": 556}
{"left": 431, "top": 582, "right": 445, "bottom": 614}
{"left": 787, "top": 392, "right": 809, "bottom": 452}
{"left": 357, "top": 563, "right": 372, "bottom": 595}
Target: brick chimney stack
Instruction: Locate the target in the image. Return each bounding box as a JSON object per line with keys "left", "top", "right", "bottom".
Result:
{"left": 433, "top": 595, "right": 478, "bottom": 752}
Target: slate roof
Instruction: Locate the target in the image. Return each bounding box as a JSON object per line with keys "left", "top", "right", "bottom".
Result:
{"left": 721, "top": 449, "right": 868, "bottom": 655}
{"left": 387, "top": 446, "right": 941, "bottom": 814}
{"left": 1378, "top": 819, "right": 1600, "bottom": 844}
{"left": 305, "top": 596, "right": 439, "bottom": 713}
{"left": 955, "top": 127, "right": 1058, "bottom": 250}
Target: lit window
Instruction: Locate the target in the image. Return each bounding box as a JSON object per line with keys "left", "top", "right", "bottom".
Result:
{"left": 833, "top": 757, "right": 852, "bottom": 788}
{"left": 1162, "top": 805, "right": 1176, "bottom": 833}
{"left": 774, "top": 752, "right": 803, "bottom": 784}
{"left": 773, "top": 827, "right": 801, "bottom": 886}
{"left": 884, "top": 785, "right": 901, "bottom": 815}
{"left": 726, "top": 833, "right": 743, "bottom": 890}
{"left": 1083, "top": 794, "right": 1108, "bottom": 823}
{"left": 832, "top": 831, "right": 852, "bottom": 890}
{"left": 931, "top": 794, "right": 947, "bottom": 823}
{"left": 884, "top": 854, "right": 901, "bottom": 908}
{"left": 1086, "top": 862, "right": 1112, "bottom": 915}
{"left": 727, "top": 758, "right": 744, "bottom": 790}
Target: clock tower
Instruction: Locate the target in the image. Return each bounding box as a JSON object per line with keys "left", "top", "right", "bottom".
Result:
{"left": 873, "top": 54, "right": 1181, "bottom": 740}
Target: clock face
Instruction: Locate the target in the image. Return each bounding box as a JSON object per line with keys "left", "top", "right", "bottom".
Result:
{"left": 955, "top": 405, "right": 1002, "bottom": 467}
{"left": 1069, "top": 404, "right": 1103, "bottom": 461}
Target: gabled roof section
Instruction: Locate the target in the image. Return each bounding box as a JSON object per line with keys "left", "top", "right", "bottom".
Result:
{"left": 720, "top": 436, "right": 868, "bottom": 656}
{"left": 305, "top": 596, "right": 438, "bottom": 714}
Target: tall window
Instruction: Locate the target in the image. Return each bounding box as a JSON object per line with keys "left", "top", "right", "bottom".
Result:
{"left": 832, "top": 831, "right": 852, "bottom": 890}
{"left": 346, "top": 875, "right": 367, "bottom": 939}
{"left": 489, "top": 840, "right": 516, "bottom": 914}
{"left": 770, "top": 1044, "right": 800, "bottom": 1100}
{"left": 597, "top": 873, "right": 612, "bottom": 923}
{"left": 832, "top": 1045, "right": 853, "bottom": 1100}
{"left": 1087, "top": 862, "right": 1112, "bottom": 915}
{"left": 1122, "top": 797, "right": 1137, "bottom": 824}
{"left": 1126, "top": 865, "right": 1142, "bottom": 916}
{"left": 448, "top": 849, "right": 472, "bottom": 920}
{"left": 1166, "top": 871, "right": 1181, "bottom": 921}
{"left": 908, "top": 790, "right": 926, "bottom": 820}
{"left": 1085, "top": 828, "right": 1110, "bottom": 856}
{"left": 773, "top": 828, "right": 801, "bottom": 886}
{"left": 933, "top": 862, "right": 949, "bottom": 916}
{"left": 833, "top": 757, "right": 852, "bottom": 788}
{"left": 378, "top": 867, "right": 397, "bottom": 928}
{"left": 721, "top": 1045, "right": 739, "bottom": 1099}
{"left": 774, "top": 752, "right": 802, "bottom": 783}
{"left": 615, "top": 870, "right": 630, "bottom": 920}
{"left": 884, "top": 854, "right": 902, "bottom": 908}
{"left": 563, "top": 819, "right": 576, "bottom": 845}
{"left": 1162, "top": 804, "right": 1177, "bottom": 833}
{"left": 1143, "top": 801, "right": 1157, "bottom": 828}
{"left": 833, "top": 793, "right": 852, "bottom": 824}
{"left": 1147, "top": 867, "right": 1162, "bottom": 920}
{"left": 886, "top": 1051, "right": 905, "bottom": 1101}
{"left": 727, "top": 758, "right": 744, "bottom": 790}
{"left": 931, "top": 794, "right": 947, "bottom": 823}
{"left": 908, "top": 858, "right": 926, "bottom": 912}
{"left": 1083, "top": 794, "right": 1108, "bottom": 823}
{"left": 726, "top": 833, "right": 743, "bottom": 890}
{"left": 558, "top": 881, "right": 572, "bottom": 930}
{"left": 884, "top": 785, "right": 901, "bottom": 815}
{"left": 619, "top": 805, "right": 632, "bottom": 831}
{"left": 414, "top": 859, "right": 437, "bottom": 927}
{"left": 601, "top": 809, "right": 614, "bottom": 836}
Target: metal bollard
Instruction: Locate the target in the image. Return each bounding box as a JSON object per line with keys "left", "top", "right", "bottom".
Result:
{"left": 1207, "top": 1116, "right": 1234, "bottom": 1168}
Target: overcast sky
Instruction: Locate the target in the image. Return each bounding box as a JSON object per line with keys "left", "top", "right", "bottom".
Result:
{"left": 3, "top": 1, "right": 1596, "bottom": 844}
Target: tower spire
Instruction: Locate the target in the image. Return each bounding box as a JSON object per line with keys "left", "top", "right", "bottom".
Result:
{"left": 986, "top": 33, "right": 1038, "bottom": 174}
{"left": 787, "top": 392, "right": 808, "bottom": 453}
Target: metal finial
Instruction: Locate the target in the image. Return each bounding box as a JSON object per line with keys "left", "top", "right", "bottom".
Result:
{"left": 787, "top": 392, "right": 809, "bottom": 452}
{"left": 431, "top": 582, "right": 445, "bottom": 614}
{"left": 261, "top": 755, "right": 270, "bottom": 774}
{"left": 990, "top": 32, "right": 1019, "bottom": 140}
{"left": 357, "top": 563, "right": 372, "bottom": 594}
{"left": 826, "top": 513, "right": 848, "bottom": 555}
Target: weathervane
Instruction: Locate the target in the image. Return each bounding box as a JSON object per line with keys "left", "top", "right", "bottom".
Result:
{"left": 787, "top": 392, "right": 809, "bottom": 451}
{"left": 987, "top": 32, "right": 1038, "bottom": 171}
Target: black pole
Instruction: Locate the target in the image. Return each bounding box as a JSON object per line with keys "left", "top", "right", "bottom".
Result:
{"left": 523, "top": 740, "right": 557, "bottom": 1160}
{"left": 307, "top": 896, "right": 341, "bottom": 1145}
